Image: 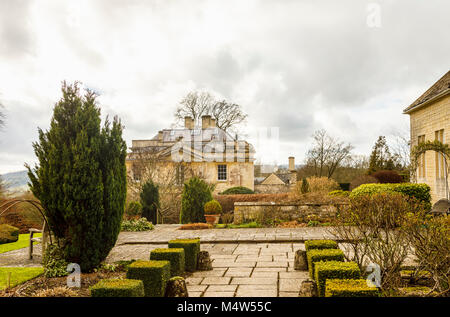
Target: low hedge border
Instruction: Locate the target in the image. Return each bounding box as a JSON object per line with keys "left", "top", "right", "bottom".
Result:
{"left": 314, "top": 261, "right": 361, "bottom": 297}
{"left": 168, "top": 239, "right": 200, "bottom": 272}
{"left": 305, "top": 239, "right": 338, "bottom": 251}
{"left": 307, "top": 249, "right": 345, "bottom": 278}
{"left": 126, "top": 260, "right": 170, "bottom": 297}
{"left": 325, "top": 279, "right": 380, "bottom": 297}
{"left": 90, "top": 279, "right": 145, "bottom": 297}
{"left": 150, "top": 248, "right": 185, "bottom": 277}
{"left": 0, "top": 224, "right": 19, "bottom": 244}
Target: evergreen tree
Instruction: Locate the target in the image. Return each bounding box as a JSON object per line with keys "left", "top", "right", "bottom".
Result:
{"left": 140, "top": 180, "right": 159, "bottom": 224}
{"left": 180, "top": 177, "right": 213, "bottom": 224}
{"left": 26, "top": 82, "right": 127, "bottom": 272}
{"left": 368, "top": 136, "right": 400, "bottom": 174}
{"left": 300, "top": 177, "right": 310, "bottom": 194}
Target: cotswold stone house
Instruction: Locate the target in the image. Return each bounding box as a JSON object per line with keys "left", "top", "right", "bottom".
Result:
{"left": 126, "top": 115, "right": 255, "bottom": 194}
{"left": 254, "top": 157, "right": 297, "bottom": 193}
{"left": 403, "top": 70, "right": 450, "bottom": 203}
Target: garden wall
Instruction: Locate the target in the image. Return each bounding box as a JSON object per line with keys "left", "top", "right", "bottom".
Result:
{"left": 233, "top": 201, "right": 346, "bottom": 224}
{"left": 253, "top": 184, "right": 292, "bottom": 194}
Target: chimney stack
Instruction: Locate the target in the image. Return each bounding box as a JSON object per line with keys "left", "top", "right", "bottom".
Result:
{"left": 201, "top": 115, "right": 211, "bottom": 129}
{"left": 158, "top": 130, "right": 163, "bottom": 140}
{"left": 288, "top": 156, "right": 295, "bottom": 171}
{"left": 184, "top": 116, "right": 194, "bottom": 129}
{"left": 210, "top": 118, "right": 216, "bottom": 127}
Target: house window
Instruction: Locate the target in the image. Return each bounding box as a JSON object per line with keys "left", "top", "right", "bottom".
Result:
{"left": 418, "top": 135, "right": 426, "bottom": 178}
{"left": 218, "top": 164, "right": 227, "bottom": 181}
{"left": 435, "top": 129, "right": 445, "bottom": 179}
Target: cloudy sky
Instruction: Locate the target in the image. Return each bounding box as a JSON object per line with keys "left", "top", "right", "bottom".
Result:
{"left": 0, "top": 0, "right": 449, "bottom": 174}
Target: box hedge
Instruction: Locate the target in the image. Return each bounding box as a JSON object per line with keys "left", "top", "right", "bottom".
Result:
{"left": 305, "top": 239, "right": 338, "bottom": 251}
{"left": 350, "top": 183, "right": 431, "bottom": 208}
{"left": 90, "top": 279, "right": 145, "bottom": 297}
{"left": 325, "top": 279, "right": 380, "bottom": 297}
{"left": 126, "top": 260, "right": 170, "bottom": 297}
{"left": 0, "top": 224, "right": 19, "bottom": 244}
{"left": 150, "top": 248, "right": 185, "bottom": 276}
{"left": 168, "top": 239, "right": 200, "bottom": 272}
{"left": 314, "top": 261, "right": 361, "bottom": 297}
{"left": 307, "top": 248, "right": 345, "bottom": 278}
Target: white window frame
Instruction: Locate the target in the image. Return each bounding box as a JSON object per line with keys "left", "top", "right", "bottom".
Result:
{"left": 217, "top": 164, "right": 227, "bottom": 181}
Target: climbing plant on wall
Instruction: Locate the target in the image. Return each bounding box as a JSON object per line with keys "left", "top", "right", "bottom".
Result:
{"left": 411, "top": 140, "right": 450, "bottom": 200}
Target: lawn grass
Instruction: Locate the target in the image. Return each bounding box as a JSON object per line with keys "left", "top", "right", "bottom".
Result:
{"left": 0, "top": 233, "right": 42, "bottom": 254}
{"left": 0, "top": 267, "right": 44, "bottom": 290}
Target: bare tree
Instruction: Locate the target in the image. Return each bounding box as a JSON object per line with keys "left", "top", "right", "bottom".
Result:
{"left": 174, "top": 91, "right": 247, "bottom": 132}
{"left": 305, "top": 129, "right": 353, "bottom": 178}
{"left": 0, "top": 102, "right": 5, "bottom": 130}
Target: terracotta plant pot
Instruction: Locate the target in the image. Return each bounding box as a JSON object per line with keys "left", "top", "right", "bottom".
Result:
{"left": 205, "top": 214, "right": 220, "bottom": 225}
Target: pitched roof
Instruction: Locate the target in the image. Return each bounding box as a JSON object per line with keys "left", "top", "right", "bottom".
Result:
{"left": 403, "top": 70, "right": 450, "bottom": 114}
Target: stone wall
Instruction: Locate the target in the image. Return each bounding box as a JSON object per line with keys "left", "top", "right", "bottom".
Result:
{"left": 233, "top": 201, "right": 346, "bottom": 224}
{"left": 254, "top": 184, "right": 292, "bottom": 194}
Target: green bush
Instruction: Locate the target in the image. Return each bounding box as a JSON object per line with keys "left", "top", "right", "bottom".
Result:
{"left": 307, "top": 249, "right": 344, "bottom": 278}
{"left": 90, "top": 279, "right": 144, "bottom": 297}
{"left": 168, "top": 239, "right": 200, "bottom": 272}
{"left": 125, "top": 201, "right": 143, "bottom": 218}
{"left": 305, "top": 239, "right": 338, "bottom": 251}
{"left": 314, "top": 261, "right": 361, "bottom": 297}
{"left": 204, "top": 200, "right": 222, "bottom": 215}
{"left": 325, "top": 279, "right": 380, "bottom": 297}
{"left": 121, "top": 218, "right": 154, "bottom": 232}
{"left": 328, "top": 190, "right": 350, "bottom": 197}
{"left": 26, "top": 82, "right": 127, "bottom": 272}
{"left": 350, "top": 183, "right": 431, "bottom": 208}
{"left": 140, "top": 180, "right": 160, "bottom": 224}
{"left": 0, "top": 224, "right": 19, "bottom": 244}
{"left": 150, "top": 248, "right": 185, "bottom": 277}
{"left": 42, "top": 244, "right": 69, "bottom": 277}
{"left": 126, "top": 260, "right": 170, "bottom": 297}
{"left": 221, "top": 186, "right": 254, "bottom": 195}
{"left": 180, "top": 177, "right": 213, "bottom": 224}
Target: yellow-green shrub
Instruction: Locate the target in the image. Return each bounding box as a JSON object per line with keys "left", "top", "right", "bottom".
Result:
{"left": 0, "top": 224, "right": 19, "bottom": 244}
{"left": 314, "top": 261, "right": 361, "bottom": 297}
{"left": 90, "top": 279, "right": 144, "bottom": 297}
{"left": 325, "top": 279, "right": 380, "bottom": 297}
{"left": 150, "top": 248, "right": 185, "bottom": 276}
{"left": 126, "top": 260, "right": 170, "bottom": 297}
{"left": 307, "top": 249, "right": 345, "bottom": 278}
{"left": 305, "top": 239, "right": 338, "bottom": 251}
{"left": 168, "top": 239, "right": 200, "bottom": 272}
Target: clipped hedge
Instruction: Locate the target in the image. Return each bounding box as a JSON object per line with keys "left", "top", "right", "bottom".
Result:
{"left": 220, "top": 186, "right": 255, "bottom": 195}
{"left": 307, "top": 249, "right": 345, "bottom": 278}
{"left": 350, "top": 183, "right": 431, "bottom": 207}
{"left": 150, "top": 248, "right": 185, "bottom": 277}
{"left": 305, "top": 239, "right": 338, "bottom": 251}
{"left": 90, "top": 279, "right": 145, "bottom": 297}
{"left": 314, "top": 261, "right": 361, "bottom": 297}
{"left": 325, "top": 279, "right": 380, "bottom": 297}
{"left": 204, "top": 200, "right": 222, "bottom": 215}
{"left": 0, "top": 224, "right": 19, "bottom": 244}
{"left": 168, "top": 239, "right": 200, "bottom": 272}
{"left": 126, "top": 260, "right": 170, "bottom": 297}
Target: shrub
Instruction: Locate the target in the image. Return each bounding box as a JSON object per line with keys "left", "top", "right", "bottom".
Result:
{"left": 300, "top": 178, "right": 310, "bottom": 194}
{"left": 121, "top": 218, "right": 154, "bottom": 232}
{"left": 125, "top": 201, "right": 143, "bottom": 219}
{"left": 140, "top": 180, "right": 159, "bottom": 224}
{"left": 221, "top": 186, "right": 254, "bottom": 195}
{"left": 150, "top": 248, "right": 185, "bottom": 277}
{"left": 180, "top": 177, "right": 213, "bottom": 224}
{"left": 349, "top": 175, "right": 379, "bottom": 190}
{"left": 325, "top": 279, "right": 380, "bottom": 297}
{"left": 350, "top": 183, "right": 431, "bottom": 208}
{"left": 168, "top": 239, "right": 200, "bottom": 272}
{"left": 90, "top": 279, "right": 145, "bottom": 297}
{"left": 307, "top": 249, "right": 345, "bottom": 278}
{"left": 328, "top": 190, "right": 350, "bottom": 197}
{"left": 305, "top": 176, "right": 340, "bottom": 193}
{"left": 0, "top": 224, "right": 19, "bottom": 244}
{"left": 26, "top": 82, "right": 127, "bottom": 272}
{"left": 371, "top": 170, "right": 403, "bottom": 184}
{"left": 314, "top": 261, "right": 361, "bottom": 297}
{"left": 178, "top": 223, "right": 213, "bottom": 230}
{"left": 305, "top": 240, "right": 338, "bottom": 251}
{"left": 204, "top": 200, "right": 222, "bottom": 215}
{"left": 126, "top": 260, "right": 170, "bottom": 297}
{"left": 42, "top": 244, "right": 69, "bottom": 278}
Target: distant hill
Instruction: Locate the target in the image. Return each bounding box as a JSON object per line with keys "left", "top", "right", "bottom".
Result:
{"left": 0, "top": 170, "right": 30, "bottom": 193}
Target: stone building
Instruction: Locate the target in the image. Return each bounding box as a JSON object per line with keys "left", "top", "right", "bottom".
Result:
{"left": 126, "top": 115, "right": 255, "bottom": 194}
{"left": 254, "top": 157, "right": 297, "bottom": 193}
{"left": 403, "top": 70, "right": 450, "bottom": 203}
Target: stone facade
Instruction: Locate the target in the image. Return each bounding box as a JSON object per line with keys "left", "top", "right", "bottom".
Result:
{"left": 404, "top": 71, "right": 450, "bottom": 204}
{"left": 233, "top": 202, "right": 342, "bottom": 224}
